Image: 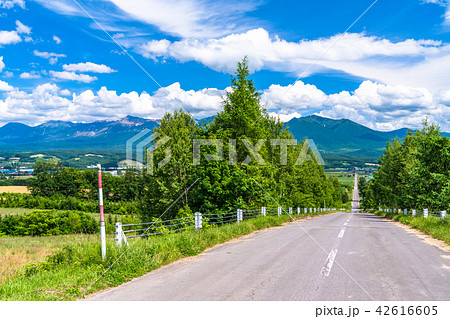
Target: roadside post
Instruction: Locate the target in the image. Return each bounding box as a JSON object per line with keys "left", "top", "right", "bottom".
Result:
{"left": 195, "top": 212, "right": 202, "bottom": 231}
{"left": 98, "top": 164, "right": 106, "bottom": 260}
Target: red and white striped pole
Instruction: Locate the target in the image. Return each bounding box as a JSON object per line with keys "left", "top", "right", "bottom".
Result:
{"left": 98, "top": 164, "right": 106, "bottom": 260}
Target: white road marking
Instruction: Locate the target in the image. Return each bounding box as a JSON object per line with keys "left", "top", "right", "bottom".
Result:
{"left": 344, "top": 222, "right": 348, "bottom": 226}
{"left": 338, "top": 229, "right": 345, "bottom": 238}
{"left": 321, "top": 249, "right": 338, "bottom": 277}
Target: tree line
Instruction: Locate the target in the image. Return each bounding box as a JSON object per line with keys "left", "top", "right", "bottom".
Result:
{"left": 359, "top": 120, "right": 450, "bottom": 211}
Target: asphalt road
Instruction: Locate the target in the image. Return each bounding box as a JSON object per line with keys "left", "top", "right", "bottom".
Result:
{"left": 87, "top": 174, "right": 450, "bottom": 301}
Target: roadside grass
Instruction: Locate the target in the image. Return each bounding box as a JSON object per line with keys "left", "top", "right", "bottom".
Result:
{"left": 0, "top": 210, "right": 337, "bottom": 301}
{"left": 372, "top": 210, "right": 450, "bottom": 245}
{"left": 0, "top": 234, "right": 102, "bottom": 285}
{"left": 0, "top": 186, "right": 30, "bottom": 194}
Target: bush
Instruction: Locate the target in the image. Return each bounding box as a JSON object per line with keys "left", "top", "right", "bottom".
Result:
{"left": 0, "top": 210, "right": 98, "bottom": 236}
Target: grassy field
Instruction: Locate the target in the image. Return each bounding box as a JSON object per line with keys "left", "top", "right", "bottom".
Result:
{"left": 0, "top": 234, "right": 103, "bottom": 285}
{"left": 373, "top": 210, "right": 450, "bottom": 245}
{"left": 0, "top": 207, "right": 41, "bottom": 216}
{"left": 0, "top": 210, "right": 340, "bottom": 300}
{"left": 0, "top": 186, "right": 30, "bottom": 194}
{"left": 325, "top": 171, "right": 354, "bottom": 188}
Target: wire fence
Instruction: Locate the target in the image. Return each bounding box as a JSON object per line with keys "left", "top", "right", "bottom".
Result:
{"left": 115, "top": 206, "right": 345, "bottom": 246}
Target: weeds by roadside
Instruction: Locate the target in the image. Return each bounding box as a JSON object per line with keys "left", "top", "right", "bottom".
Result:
{"left": 372, "top": 210, "right": 450, "bottom": 245}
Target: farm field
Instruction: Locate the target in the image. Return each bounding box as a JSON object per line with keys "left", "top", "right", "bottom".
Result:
{"left": 0, "top": 207, "right": 41, "bottom": 216}
{"left": 325, "top": 171, "right": 354, "bottom": 188}
{"left": 0, "top": 186, "right": 30, "bottom": 194}
{"left": 0, "top": 233, "right": 105, "bottom": 285}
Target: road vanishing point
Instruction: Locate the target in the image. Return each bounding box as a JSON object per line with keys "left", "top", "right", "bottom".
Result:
{"left": 87, "top": 173, "right": 450, "bottom": 301}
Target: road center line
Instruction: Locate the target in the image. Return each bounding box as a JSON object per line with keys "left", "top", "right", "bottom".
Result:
{"left": 338, "top": 229, "right": 345, "bottom": 238}
{"left": 320, "top": 249, "right": 338, "bottom": 277}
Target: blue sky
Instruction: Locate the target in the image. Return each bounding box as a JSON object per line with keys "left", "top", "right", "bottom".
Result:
{"left": 1, "top": 0, "right": 450, "bottom": 131}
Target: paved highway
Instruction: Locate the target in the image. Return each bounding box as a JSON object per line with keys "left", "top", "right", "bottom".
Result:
{"left": 87, "top": 173, "right": 450, "bottom": 301}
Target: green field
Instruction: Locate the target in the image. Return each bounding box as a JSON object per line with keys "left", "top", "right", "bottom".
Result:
{"left": 0, "top": 233, "right": 103, "bottom": 285}
{"left": 325, "top": 171, "right": 354, "bottom": 188}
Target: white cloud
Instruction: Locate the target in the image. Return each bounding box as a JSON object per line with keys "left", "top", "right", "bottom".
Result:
{"left": 138, "top": 28, "right": 450, "bottom": 93}
{"left": 33, "top": 0, "right": 80, "bottom": 16}
{"left": 0, "top": 0, "right": 25, "bottom": 9}
{"left": 269, "top": 112, "right": 302, "bottom": 123}
{"left": 33, "top": 50, "right": 66, "bottom": 64}
{"left": 15, "top": 20, "right": 31, "bottom": 34}
{"left": 0, "top": 80, "right": 14, "bottom": 91}
{"left": 20, "top": 71, "right": 41, "bottom": 79}
{"left": 53, "top": 35, "right": 62, "bottom": 44}
{"left": 2, "top": 71, "right": 13, "bottom": 78}
{"left": 0, "top": 20, "right": 30, "bottom": 45}
{"left": 108, "top": 0, "right": 260, "bottom": 38}
{"left": 0, "top": 56, "right": 4, "bottom": 72}
{"left": 62, "top": 62, "right": 117, "bottom": 73}
{"left": 49, "top": 71, "right": 98, "bottom": 83}
{"left": 0, "top": 30, "right": 21, "bottom": 45}
{"left": 0, "top": 82, "right": 225, "bottom": 125}
{"left": 422, "top": 0, "right": 450, "bottom": 25}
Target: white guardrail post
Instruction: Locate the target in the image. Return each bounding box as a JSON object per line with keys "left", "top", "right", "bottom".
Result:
{"left": 115, "top": 222, "right": 128, "bottom": 247}
{"left": 441, "top": 210, "right": 447, "bottom": 220}
{"left": 289, "top": 207, "right": 293, "bottom": 215}
{"left": 404, "top": 209, "right": 407, "bottom": 216}
{"left": 304, "top": 208, "right": 307, "bottom": 214}
{"left": 412, "top": 209, "right": 416, "bottom": 217}
{"left": 195, "top": 212, "right": 202, "bottom": 231}
{"left": 423, "top": 208, "right": 428, "bottom": 218}
{"left": 261, "top": 206, "right": 266, "bottom": 217}
{"left": 237, "top": 209, "right": 243, "bottom": 223}
{"left": 297, "top": 207, "right": 300, "bottom": 215}
{"left": 278, "top": 207, "right": 282, "bottom": 217}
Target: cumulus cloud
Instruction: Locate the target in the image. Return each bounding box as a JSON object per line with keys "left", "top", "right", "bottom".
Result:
{"left": 0, "top": 56, "right": 4, "bottom": 72}
{"left": 15, "top": 20, "right": 31, "bottom": 34}
{"left": 62, "top": 62, "right": 117, "bottom": 73}
{"left": 33, "top": 50, "right": 66, "bottom": 65}
{"left": 137, "top": 28, "right": 450, "bottom": 93}
{"left": 0, "top": 82, "right": 225, "bottom": 125}
{"left": 53, "top": 35, "right": 62, "bottom": 44}
{"left": 20, "top": 71, "right": 41, "bottom": 79}
{"left": 0, "top": 80, "right": 14, "bottom": 91}
{"left": 0, "top": 30, "right": 21, "bottom": 45}
{"left": 49, "top": 71, "right": 97, "bottom": 83}
{"left": 0, "top": 20, "right": 31, "bottom": 45}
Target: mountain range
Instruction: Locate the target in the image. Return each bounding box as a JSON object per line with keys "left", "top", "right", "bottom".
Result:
{"left": 1, "top": 115, "right": 448, "bottom": 160}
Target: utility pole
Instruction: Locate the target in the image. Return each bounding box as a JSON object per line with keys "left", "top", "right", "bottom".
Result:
{"left": 98, "top": 164, "right": 106, "bottom": 260}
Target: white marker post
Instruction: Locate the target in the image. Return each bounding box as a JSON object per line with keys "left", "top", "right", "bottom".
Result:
{"left": 98, "top": 164, "right": 106, "bottom": 260}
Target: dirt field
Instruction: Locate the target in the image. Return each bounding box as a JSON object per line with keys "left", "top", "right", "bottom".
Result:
{"left": 0, "top": 186, "right": 30, "bottom": 194}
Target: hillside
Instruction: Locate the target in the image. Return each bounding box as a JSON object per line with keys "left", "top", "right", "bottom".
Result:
{"left": 284, "top": 115, "right": 410, "bottom": 157}
{"left": 0, "top": 116, "right": 159, "bottom": 151}
{"left": 1, "top": 115, "right": 448, "bottom": 163}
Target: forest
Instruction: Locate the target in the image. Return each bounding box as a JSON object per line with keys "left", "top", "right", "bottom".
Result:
{"left": 359, "top": 120, "right": 450, "bottom": 211}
